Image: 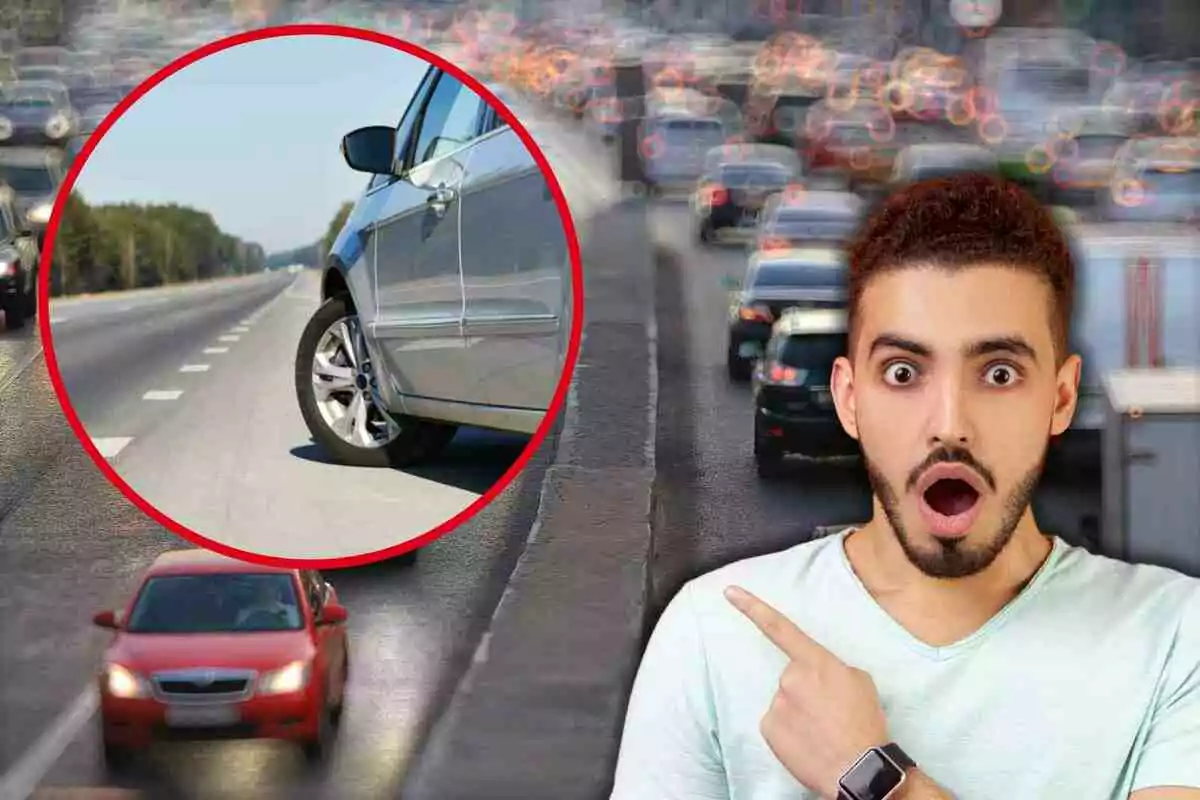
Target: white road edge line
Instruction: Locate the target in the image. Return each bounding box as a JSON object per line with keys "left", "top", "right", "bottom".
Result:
{"left": 179, "top": 364, "right": 210, "bottom": 373}
{"left": 203, "top": 347, "right": 229, "bottom": 355}
{"left": 218, "top": 335, "right": 240, "bottom": 342}
{"left": 91, "top": 437, "right": 133, "bottom": 459}
{"left": 0, "top": 686, "right": 97, "bottom": 800}
{"left": 142, "top": 390, "right": 183, "bottom": 401}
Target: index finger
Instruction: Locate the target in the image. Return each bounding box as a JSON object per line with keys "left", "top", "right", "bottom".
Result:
{"left": 725, "top": 585, "right": 830, "bottom": 665}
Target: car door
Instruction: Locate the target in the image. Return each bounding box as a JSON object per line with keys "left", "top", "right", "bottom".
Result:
{"left": 456, "top": 100, "right": 569, "bottom": 417}
{"left": 369, "top": 69, "right": 480, "bottom": 405}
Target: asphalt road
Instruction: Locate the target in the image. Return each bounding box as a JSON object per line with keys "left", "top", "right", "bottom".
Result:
{"left": 0, "top": 113, "right": 618, "bottom": 799}
{"left": 45, "top": 270, "right": 528, "bottom": 560}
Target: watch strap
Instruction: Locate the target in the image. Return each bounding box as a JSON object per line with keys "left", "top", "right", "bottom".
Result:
{"left": 881, "top": 742, "right": 916, "bottom": 772}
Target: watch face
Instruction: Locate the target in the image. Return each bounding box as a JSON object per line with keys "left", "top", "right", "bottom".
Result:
{"left": 841, "top": 749, "right": 905, "bottom": 800}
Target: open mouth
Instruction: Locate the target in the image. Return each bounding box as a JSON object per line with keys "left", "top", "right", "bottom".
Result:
{"left": 916, "top": 468, "right": 985, "bottom": 538}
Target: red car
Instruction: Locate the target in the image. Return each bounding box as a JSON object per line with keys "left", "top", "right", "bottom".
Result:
{"left": 92, "top": 550, "right": 350, "bottom": 768}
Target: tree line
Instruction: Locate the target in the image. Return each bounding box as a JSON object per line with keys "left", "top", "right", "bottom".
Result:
{"left": 50, "top": 192, "right": 267, "bottom": 297}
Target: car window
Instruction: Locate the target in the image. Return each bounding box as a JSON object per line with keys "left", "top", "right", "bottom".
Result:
{"left": 753, "top": 263, "right": 845, "bottom": 287}
{"left": 777, "top": 333, "right": 847, "bottom": 370}
{"left": 368, "top": 66, "right": 437, "bottom": 192}
{"left": 301, "top": 569, "right": 325, "bottom": 614}
{"left": 124, "top": 572, "right": 304, "bottom": 634}
{"left": 411, "top": 73, "right": 484, "bottom": 167}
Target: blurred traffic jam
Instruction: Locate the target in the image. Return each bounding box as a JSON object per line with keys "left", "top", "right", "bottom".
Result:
{"left": 0, "top": 0, "right": 1195, "bottom": 773}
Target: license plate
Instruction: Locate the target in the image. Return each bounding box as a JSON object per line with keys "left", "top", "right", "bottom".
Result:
{"left": 738, "top": 341, "right": 763, "bottom": 358}
{"left": 165, "top": 704, "right": 240, "bottom": 728}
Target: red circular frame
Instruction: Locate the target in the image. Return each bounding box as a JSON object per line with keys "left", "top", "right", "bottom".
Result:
{"left": 36, "top": 24, "right": 586, "bottom": 571}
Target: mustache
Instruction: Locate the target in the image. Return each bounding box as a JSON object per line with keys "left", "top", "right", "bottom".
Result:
{"left": 905, "top": 446, "right": 997, "bottom": 494}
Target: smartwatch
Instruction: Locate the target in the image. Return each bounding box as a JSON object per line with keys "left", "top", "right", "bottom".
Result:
{"left": 836, "top": 742, "right": 916, "bottom": 800}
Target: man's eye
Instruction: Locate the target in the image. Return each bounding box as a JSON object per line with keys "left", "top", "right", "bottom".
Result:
{"left": 984, "top": 363, "right": 1021, "bottom": 387}
{"left": 882, "top": 361, "right": 919, "bottom": 386}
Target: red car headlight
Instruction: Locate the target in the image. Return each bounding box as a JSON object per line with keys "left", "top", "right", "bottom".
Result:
{"left": 258, "top": 661, "right": 310, "bottom": 695}
{"left": 104, "top": 663, "right": 150, "bottom": 699}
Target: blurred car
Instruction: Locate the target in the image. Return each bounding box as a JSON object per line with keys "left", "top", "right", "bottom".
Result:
{"left": 0, "top": 146, "right": 66, "bottom": 245}
{"left": 1103, "top": 136, "right": 1199, "bottom": 223}
{"left": 92, "top": 550, "right": 350, "bottom": 767}
{"left": 692, "top": 156, "right": 797, "bottom": 243}
{"left": 725, "top": 245, "right": 848, "bottom": 380}
{"left": 889, "top": 143, "right": 1000, "bottom": 187}
{"left": 641, "top": 109, "right": 731, "bottom": 192}
{"left": 752, "top": 307, "right": 857, "bottom": 476}
{"left": 752, "top": 189, "right": 865, "bottom": 252}
{"left": 803, "top": 98, "right": 895, "bottom": 186}
{"left": 0, "top": 80, "right": 79, "bottom": 145}
{"left": 295, "top": 62, "right": 570, "bottom": 484}
{"left": 0, "top": 189, "right": 40, "bottom": 331}
{"left": 1049, "top": 106, "right": 1137, "bottom": 203}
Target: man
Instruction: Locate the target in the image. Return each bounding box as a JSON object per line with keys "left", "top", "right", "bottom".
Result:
{"left": 610, "top": 174, "right": 1200, "bottom": 800}
{"left": 234, "top": 579, "right": 300, "bottom": 629}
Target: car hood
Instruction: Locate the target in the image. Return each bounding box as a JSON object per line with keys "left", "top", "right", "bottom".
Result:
{"left": 107, "top": 631, "right": 316, "bottom": 673}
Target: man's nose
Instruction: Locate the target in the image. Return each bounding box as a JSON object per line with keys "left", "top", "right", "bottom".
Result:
{"left": 927, "top": 373, "right": 974, "bottom": 448}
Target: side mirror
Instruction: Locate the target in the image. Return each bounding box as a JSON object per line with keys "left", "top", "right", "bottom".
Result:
{"left": 93, "top": 610, "right": 119, "bottom": 629}
{"left": 318, "top": 603, "right": 348, "bottom": 626}
{"left": 340, "top": 126, "right": 397, "bottom": 176}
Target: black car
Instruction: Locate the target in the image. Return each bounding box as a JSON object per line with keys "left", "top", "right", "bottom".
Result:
{"left": 725, "top": 245, "right": 847, "bottom": 381}
{"left": 751, "top": 189, "right": 864, "bottom": 252}
{"left": 693, "top": 157, "right": 797, "bottom": 244}
{"left": 0, "top": 191, "right": 41, "bottom": 331}
{"left": 752, "top": 308, "right": 857, "bottom": 476}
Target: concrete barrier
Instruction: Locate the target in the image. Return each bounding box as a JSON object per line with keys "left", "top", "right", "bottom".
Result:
{"left": 400, "top": 198, "right": 658, "bottom": 800}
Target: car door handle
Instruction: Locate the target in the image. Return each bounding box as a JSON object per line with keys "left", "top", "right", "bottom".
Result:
{"left": 427, "top": 184, "right": 456, "bottom": 213}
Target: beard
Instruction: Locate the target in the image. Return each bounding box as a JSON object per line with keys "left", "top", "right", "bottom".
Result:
{"left": 862, "top": 444, "right": 1047, "bottom": 579}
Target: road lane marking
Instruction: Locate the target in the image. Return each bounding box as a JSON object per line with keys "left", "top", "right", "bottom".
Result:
{"left": 48, "top": 316, "right": 67, "bottom": 324}
{"left": 179, "top": 364, "right": 210, "bottom": 373}
{"left": 218, "top": 335, "right": 240, "bottom": 342}
{"left": 239, "top": 319, "right": 253, "bottom": 326}
{"left": 91, "top": 437, "right": 133, "bottom": 459}
{"left": 0, "top": 687, "right": 97, "bottom": 800}
{"left": 142, "top": 390, "right": 183, "bottom": 401}
{"left": 231, "top": 326, "right": 249, "bottom": 333}
{"left": 203, "top": 347, "right": 228, "bottom": 354}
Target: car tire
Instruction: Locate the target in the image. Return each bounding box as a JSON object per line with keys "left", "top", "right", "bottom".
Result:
{"left": 755, "top": 433, "right": 785, "bottom": 478}
{"left": 295, "top": 295, "right": 459, "bottom": 469}
{"left": 726, "top": 344, "right": 752, "bottom": 382}
{"left": 101, "top": 739, "right": 131, "bottom": 772}
{"left": 24, "top": 269, "right": 37, "bottom": 318}
{"left": 697, "top": 219, "right": 713, "bottom": 244}
{"left": 2, "top": 298, "right": 24, "bottom": 331}
{"left": 301, "top": 703, "right": 335, "bottom": 762}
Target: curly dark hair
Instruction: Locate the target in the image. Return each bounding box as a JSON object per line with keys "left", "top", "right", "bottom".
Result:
{"left": 845, "top": 173, "right": 1076, "bottom": 364}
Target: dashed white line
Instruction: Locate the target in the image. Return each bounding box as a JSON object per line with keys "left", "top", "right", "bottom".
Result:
{"left": 90, "top": 436, "right": 133, "bottom": 459}
{"left": 179, "top": 364, "right": 210, "bottom": 373}
{"left": 0, "top": 687, "right": 98, "bottom": 800}
{"left": 142, "top": 389, "right": 183, "bottom": 401}
{"left": 218, "top": 335, "right": 240, "bottom": 342}
{"left": 203, "top": 347, "right": 229, "bottom": 355}
{"left": 48, "top": 315, "right": 67, "bottom": 324}
{"left": 231, "top": 326, "right": 250, "bottom": 333}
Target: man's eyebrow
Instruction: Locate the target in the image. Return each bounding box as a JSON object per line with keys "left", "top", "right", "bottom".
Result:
{"left": 965, "top": 336, "right": 1039, "bottom": 363}
{"left": 868, "top": 334, "right": 932, "bottom": 359}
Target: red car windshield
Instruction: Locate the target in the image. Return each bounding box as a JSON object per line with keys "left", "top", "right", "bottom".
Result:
{"left": 124, "top": 573, "right": 303, "bottom": 634}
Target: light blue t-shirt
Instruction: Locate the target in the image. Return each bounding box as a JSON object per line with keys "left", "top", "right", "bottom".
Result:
{"left": 611, "top": 529, "right": 1200, "bottom": 800}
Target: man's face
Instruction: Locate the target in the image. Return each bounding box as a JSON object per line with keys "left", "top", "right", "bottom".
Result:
{"left": 831, "top": 264, "right": 1080, "bottom": 578}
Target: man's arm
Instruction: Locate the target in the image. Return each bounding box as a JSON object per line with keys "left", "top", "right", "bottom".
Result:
{"left": 610, "top": 583, "right": 729, "bottom": 800}
{"left": 894, "top": 769, "right": 955, "bottom": 799}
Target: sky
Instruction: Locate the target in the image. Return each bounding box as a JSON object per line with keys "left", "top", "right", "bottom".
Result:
{"left": 74, "top": 34, "right": 429, "bottom": 253}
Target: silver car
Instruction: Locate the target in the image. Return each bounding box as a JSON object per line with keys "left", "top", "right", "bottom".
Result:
{"left": 294, "top": 64, "right": 572, "bottom": 468}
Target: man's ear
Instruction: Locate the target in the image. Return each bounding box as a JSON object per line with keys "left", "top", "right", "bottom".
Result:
{"left": 1050, "top": 353, "right": 1082, "bottom": 437}
{"left": 831, "top": 355, "right": 859, "bottom": 441}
